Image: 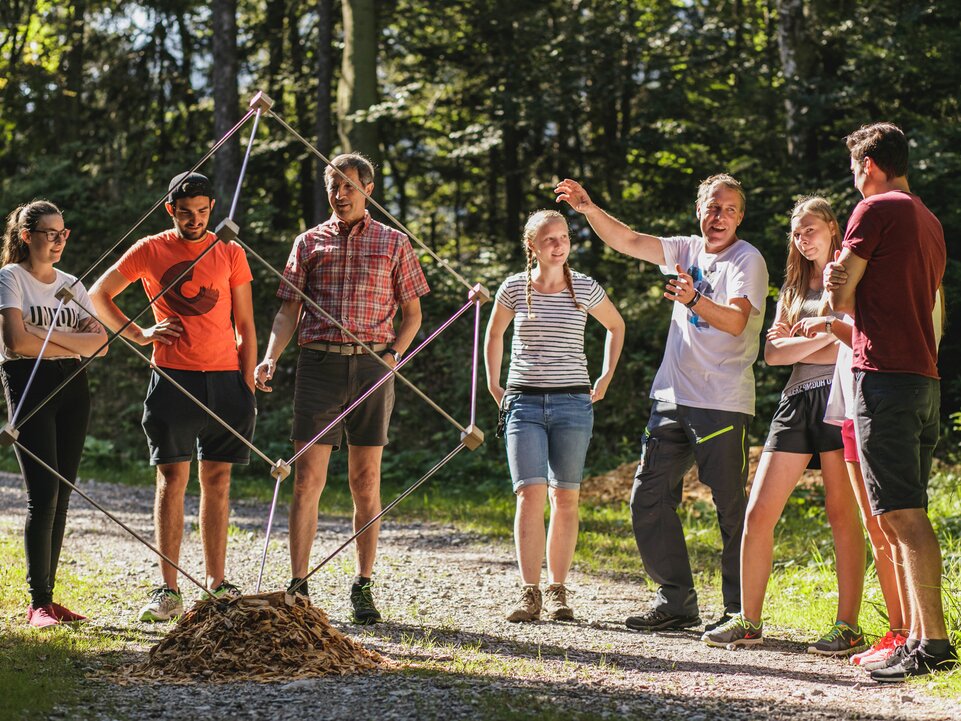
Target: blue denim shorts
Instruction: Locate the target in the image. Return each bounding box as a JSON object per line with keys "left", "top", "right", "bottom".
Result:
{"left": 503, "top": 392, "right": 594, "bottom": 493}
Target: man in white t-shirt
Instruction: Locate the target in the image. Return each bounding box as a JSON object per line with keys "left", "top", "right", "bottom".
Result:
{"left": 556, "top": 174, "right": 769, "bottom": 631}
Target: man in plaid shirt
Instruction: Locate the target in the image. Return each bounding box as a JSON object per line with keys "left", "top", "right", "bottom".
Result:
{"left": 255, "top": 153, "right": 429, "bottom": 623}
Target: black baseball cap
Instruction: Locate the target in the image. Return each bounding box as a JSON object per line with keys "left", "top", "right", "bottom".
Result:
{"left": 167, "top": 172, "right": 213, "bottom": 204}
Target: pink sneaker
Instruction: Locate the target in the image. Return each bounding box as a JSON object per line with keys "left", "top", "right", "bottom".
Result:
{"left": 50, "top": 602, "right": 87, "bottom": 623}
{"left": 851, "top": 630, "right": 896, "bottom": 665}
{"left": 27, "top": 604, "right": 61, "bottom": 629}
{"left": 860, "top": 633, "right": 908, "bottom": 671}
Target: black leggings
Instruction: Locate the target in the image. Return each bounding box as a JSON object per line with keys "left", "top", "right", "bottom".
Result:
{"left": 1, "top": 359, "right": 90, "bottom": 607}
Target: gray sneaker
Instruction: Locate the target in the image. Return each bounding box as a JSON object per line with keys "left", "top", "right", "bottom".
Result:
{"left": 139, "top": 585, "right": 184, "bottom": 622}
{"left": 807, "top": 621, "right": 867, "bottom": 656}
{"left": 701, "top": 613, "right": 763, "bottom": 648}
{"left": 506, "top": 585, "right": 542, "bottom": 622}
{"left": 543, "top": 584, "right": 574, "bottom": 621}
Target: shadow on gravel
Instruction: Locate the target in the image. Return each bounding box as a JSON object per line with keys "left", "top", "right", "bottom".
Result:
{"left": 365, "top": 621, "right": 859, "bottom": 689}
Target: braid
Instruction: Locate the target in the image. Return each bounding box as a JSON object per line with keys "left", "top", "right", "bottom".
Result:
{"left": 524, "top": 244, "right": 536, "bottom": 319}
{"left": 563, "top": 262, "right": 584, "bottom": 311}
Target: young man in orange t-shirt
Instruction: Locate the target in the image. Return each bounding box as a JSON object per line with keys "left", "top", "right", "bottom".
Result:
{"left": 90, "top": 172, "right": 257, "bottom": 621}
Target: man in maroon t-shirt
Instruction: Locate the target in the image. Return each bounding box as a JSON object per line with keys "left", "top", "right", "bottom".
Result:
{"left": 826, "top": 123, "right": 952, "bottom": 681}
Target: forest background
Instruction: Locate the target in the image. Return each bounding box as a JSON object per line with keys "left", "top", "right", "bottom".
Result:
{"left": 1, "top": 0, "right": 960, "bottom": 487}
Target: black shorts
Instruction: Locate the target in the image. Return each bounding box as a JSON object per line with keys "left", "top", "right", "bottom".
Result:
{"left": 142, "top": 368, "right": 256, "bottom": 465}
{"left": 763, "top": 384, "right": 843, "bottom": 470}
{"left": 855, "top": 370, "right": 939, "bottom": 515}
{"left": 292, "top": 349, "right": 394, "bottom": 450}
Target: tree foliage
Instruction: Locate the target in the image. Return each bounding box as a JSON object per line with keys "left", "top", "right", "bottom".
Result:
{"left": 1, "top": 0, "right": 959, "bottom": 474}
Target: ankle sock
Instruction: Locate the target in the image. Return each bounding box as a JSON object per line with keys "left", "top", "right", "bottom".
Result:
{"left": 353, "top": 575, "right": 371, "bottom": 588}
{"left": 919, "top": 638, "right": 951, "bottom": 657}
{"left": 905, "top": 637, "right": 921, "bottom": 652}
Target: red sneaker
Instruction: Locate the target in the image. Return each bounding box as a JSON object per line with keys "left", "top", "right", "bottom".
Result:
{"left": 50, "top": 602, "right": 87, "bottom": 623}
{"left": 852, "top": 630, "right": 897, "bottom": 665}
{"left": 28, "top": 604, "right": 61, "bottom": 628}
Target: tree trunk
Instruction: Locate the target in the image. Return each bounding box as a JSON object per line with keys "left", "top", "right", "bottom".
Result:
{"left": 313, "top": 0, "right": 334, "bottom": 224}
{"left": 776, "top": 0, "right": 819, "bottom": 177}
{"left": 337, "top": 0, "right": 380, "bottom": 167}
{"left": 59, "top": 0, "right": 86, "bottom": 146}
{"left": 212, "top": 0, "right": 242, "bottom": 221}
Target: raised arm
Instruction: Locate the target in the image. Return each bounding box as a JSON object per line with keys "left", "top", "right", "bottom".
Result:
{"left": 89, "top": 267, "right": 182, "bottom": 346}
{"left": 554, "top": 179, "right": 666, "bottom": 264}
{"left": 484, "top": 301, "right": 514, "bottom": 406}
{"left": 254, "top": 299, "right": 301, "bottom": 392}
{"left": 666, "top": 264, "right": 754, "bottom": 337}
{"left": 587, "top": 296, "right": 625, "bottom": 403}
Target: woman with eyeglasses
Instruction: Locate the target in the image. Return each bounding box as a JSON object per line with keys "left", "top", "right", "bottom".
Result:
{"left": 485, "top": 209, "right": 624, "bottom": 622}
{"left": 0, "top": 200, "right": 107, "bottom": 627}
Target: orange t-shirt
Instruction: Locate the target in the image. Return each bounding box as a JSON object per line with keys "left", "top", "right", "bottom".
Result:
{"left": 117, "top": 229, "right": 253, "bottom": 371}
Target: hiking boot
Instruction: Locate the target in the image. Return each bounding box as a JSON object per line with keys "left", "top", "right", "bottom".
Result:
{"left": 506, "top": 584, "right": 542, "bottom": 622}
{"left": 350, "top": 581, "right": 382, "bottom": 624}
{"left": 543, "top": 584, "right": 574, "bottom": 621}
{"left": 202, "top": 580, "right": 242, "bottom": 601}
{"left": 807, "top": 620, "right": 867, "bottom": 656}
{"left": 870, "top": 645, "right": 958, "bottom": 683}
{"left": 286, "top": 577, "right": 310, "bottom": 603}
{"left": 701, "top": 613, "right": 763, "bottom": 648}
{"left": 27, "top": 604, "right": 60, "bottom": 629}
{"left": 139, "top": 585, "right": 184, "bottom": 622}
{"left": 704, "top": 612, "right": 737, "bottom": 633}
{"left": 851, "top": 631, "right": 904, "bottom": 666}
{"left": 625, "top": 608, "right": 701, "bottom": 632}
{"left": 50, "top": 602, "right": 87, "bottom": 623}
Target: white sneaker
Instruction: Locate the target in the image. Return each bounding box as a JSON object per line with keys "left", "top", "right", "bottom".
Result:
{"left": 139, "top": 585, "right": 184, "bottom": 622}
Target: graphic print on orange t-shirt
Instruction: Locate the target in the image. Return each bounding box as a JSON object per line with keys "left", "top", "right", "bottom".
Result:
{"left": 160, "top": 260, "right": 220, "bottom": 316}
{"left": 117, "top": 230, "right": 253, "bottom": 371}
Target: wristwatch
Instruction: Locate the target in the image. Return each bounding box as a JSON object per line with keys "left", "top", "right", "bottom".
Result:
{"left": 380, "top": 347, "right": 400, "bottom": 361}
{"left": 825, "top": 319, "right": 833, "bottom": 335}
{"left": 684, "top": 289, "right": 702, "bottom": 309}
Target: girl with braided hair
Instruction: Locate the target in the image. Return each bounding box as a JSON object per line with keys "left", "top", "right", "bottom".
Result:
{"left": 0, "top": 200, "right": 108, "bottom": 627}
{"left": 485, "top": 209, "right": 624, "bottom": 622}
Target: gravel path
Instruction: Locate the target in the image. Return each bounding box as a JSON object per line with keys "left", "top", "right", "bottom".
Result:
{"left": 1, "top": 471, "right": 958, "bottom": 721}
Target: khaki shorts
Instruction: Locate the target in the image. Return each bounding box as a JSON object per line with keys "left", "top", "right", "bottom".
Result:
{"left": 292, "top": 348, "right": 394, "bottom": 450}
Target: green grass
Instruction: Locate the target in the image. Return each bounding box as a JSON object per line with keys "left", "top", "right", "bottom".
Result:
{"left": 0, "top": 534, "right": 151, "bottom": 721}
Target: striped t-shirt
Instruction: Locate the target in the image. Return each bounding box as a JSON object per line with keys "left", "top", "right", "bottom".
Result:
{"left": 495, "top": 270, "right": 607, "bottom": 389}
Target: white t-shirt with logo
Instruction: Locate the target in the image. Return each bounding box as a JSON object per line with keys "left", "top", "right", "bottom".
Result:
{"left": 0, "top": 263, "right": 95, "bottom": 362}
{"left": 650, "top": 235, "right": 769, "bottom": 415}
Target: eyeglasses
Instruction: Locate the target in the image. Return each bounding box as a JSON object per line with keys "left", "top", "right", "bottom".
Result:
{"left": 30, "top": 228, "right": 71, "bottom": 243}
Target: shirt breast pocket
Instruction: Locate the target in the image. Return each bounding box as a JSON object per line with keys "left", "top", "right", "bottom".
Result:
{"left": 356, "top": 249, "right": 394, "bottom": 293}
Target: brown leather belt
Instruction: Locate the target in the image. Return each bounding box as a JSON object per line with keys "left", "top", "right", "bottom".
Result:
{"left": 303, "top": 341, "right": 387, "bottom": 355}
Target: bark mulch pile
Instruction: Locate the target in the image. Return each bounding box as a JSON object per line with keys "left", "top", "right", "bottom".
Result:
{"left": 123, "top": 591, "right": 390, "bottom": 684}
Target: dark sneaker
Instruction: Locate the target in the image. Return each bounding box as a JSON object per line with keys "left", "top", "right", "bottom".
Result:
{"left": 506, "top": 585, "right": 542, "bottom": 622}
{"left": 286, "top": 577, "right": 310, "bottom": 603}
{"left": 701, "top": 613, "right": 763, "bottom": 648}
{"left": 807, "top": 620, "right": 867, "bottom": 656}
{"left": 202, "top": 580, "right": 242, "bottom": 601}
{"left": 543, "top": 584, "right": 573, "bottom": 621}
{"left": 139, "top": 585, "right": 183, "bottom": 622}
{"left": 350, "top": 581, "right": 382, "bottom": 624}
{"left": 626, "top": 608, "right": 701, "bottom": 632}
{"left": 870, "top": 646, "right": 958, "bottom": 683}
{"left": 704, "top": 612, "right": 736, "bottom": 633}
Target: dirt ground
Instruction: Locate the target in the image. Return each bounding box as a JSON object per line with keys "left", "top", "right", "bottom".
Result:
{"left": 1, "top": 471, "right": 958, "bottom": 721}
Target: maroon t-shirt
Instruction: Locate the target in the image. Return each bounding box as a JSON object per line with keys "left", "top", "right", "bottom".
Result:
{"left": 843, "top": 190, "right": 945, "bottom": 378}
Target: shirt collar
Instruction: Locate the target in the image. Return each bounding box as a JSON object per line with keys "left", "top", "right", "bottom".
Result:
{"left": 331, "top": 211, "right": 371, "bottom": 237}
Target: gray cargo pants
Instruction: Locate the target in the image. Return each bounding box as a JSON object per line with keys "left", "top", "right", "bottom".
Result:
{"left": 630, "top": 401, "right": 750, "bottom": 617}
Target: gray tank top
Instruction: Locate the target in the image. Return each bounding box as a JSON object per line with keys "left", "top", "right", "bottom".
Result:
{"left": 782, "top": 288, "right": 836, "bottom": 398}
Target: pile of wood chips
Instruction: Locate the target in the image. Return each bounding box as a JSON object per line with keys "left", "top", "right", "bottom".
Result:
{"left": 126, "top": 591, "right": 388, "bottom": 683}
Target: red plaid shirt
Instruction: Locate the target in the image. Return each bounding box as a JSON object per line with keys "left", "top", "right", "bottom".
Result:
{"left": 278, "top": 212, "right": 430, "bottom": 345}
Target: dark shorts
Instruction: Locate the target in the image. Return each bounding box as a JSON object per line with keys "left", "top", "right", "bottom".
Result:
{"left": 763, "top": 383, "right": 843, "bottom": 470}
{"left": 142, "top": 368, "right": 256, "bottom": 466}
{"left": 292, "top": 349, "right": 394, "bottom": 450}
{"left": 855, "top": 370, "right": 939, "bottom": 515}
{"left": 841, "top": 419, "right": 859, "bottom": 464}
